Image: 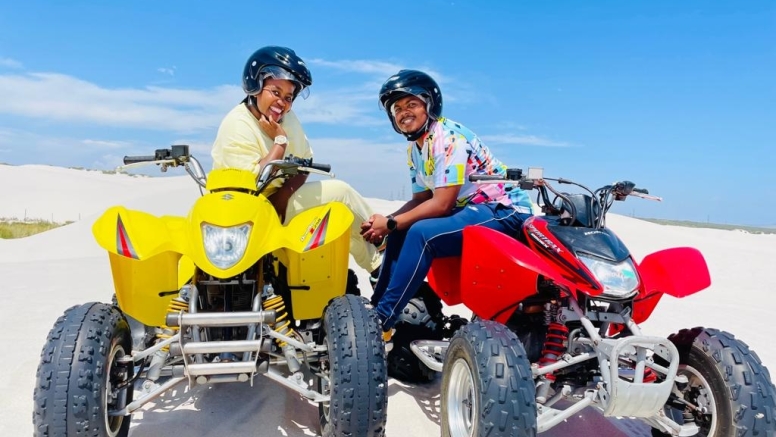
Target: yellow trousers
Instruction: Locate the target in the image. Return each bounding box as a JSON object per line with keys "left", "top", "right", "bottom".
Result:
{"left": 283, "top": 179, "right": 382, "bottom": 273}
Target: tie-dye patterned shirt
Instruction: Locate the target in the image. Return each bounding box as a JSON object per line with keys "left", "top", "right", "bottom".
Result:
{"left": 408, "top": 117, "right": 533, "bottom": 213}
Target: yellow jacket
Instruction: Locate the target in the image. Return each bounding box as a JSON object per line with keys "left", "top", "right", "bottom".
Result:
{"left": 211, "top": 103, "right": 312, "bottom": 197}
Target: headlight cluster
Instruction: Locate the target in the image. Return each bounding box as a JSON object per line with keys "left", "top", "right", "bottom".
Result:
{"left": 202, "top": 223, "right": 252, "bottom": 269}
{"left": 578, "top": 254, "right": 639, "bottom": 298}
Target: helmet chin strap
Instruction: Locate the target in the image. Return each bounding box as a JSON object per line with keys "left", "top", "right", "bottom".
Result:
{"left": 391, "top": 96, "right": 434, "bottom": 141}
{"left": 399, "top": 117, "right": 432, "bottom": 141}
{"left": 245, "top": 95, "right": 285, "bottom": 123}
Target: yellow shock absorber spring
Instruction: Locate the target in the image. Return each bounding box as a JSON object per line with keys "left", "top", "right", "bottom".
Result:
{"left": 157, "top": 297, "right": 189, "bottom": 351}
{"left": 262, "top": 295, "right": 295, "bottom": 347}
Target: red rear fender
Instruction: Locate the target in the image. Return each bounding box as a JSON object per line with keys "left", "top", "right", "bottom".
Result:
{"left": 459, "top": 226, "right": 572, "bottom": 323}
{"left": 427, "top": 257, "right": 464, "bottom": 306}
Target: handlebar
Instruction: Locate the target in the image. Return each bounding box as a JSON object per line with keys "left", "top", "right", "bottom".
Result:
{"left": 120, "top": 146, "right": 337, "bottom": 197}
{"left": 468, "top": 166, "right": 662, "bottom": 228}
{"left": 469, "top": 174, "right": 508, "bottom": 182}
{"left": 122, "top": 155, "right": 156, "bottom": 165}
{"left": 122, "top": 145, "right": 191, "bottom": 166}
{"left": 305, "top": 162, "right": 331, "bottom": 173}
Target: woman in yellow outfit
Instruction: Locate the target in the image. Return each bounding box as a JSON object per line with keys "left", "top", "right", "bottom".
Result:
{"left": 211, "top": 46, "right": 382, "bottom": 281}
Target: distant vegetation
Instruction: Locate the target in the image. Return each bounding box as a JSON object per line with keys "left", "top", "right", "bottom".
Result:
{"left": 0, "top": 219, "right": 73, "bottom": 239}
{"left": 639, "top": 218, "right": 776, "bottom": 235}
{"left": 67, "top": 165, "right": 148, "bottom": 177}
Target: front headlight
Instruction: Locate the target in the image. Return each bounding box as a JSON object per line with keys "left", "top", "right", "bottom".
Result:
{"left": 578, "top": 254, "right": 639, "bottom": 298}
{"left": 202, "top": 223, "right": 252, "bottom": 269}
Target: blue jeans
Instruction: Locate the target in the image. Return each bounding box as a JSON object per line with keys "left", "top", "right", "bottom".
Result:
{"left": 371, "top": 203, "right": 532, "bottom": 330}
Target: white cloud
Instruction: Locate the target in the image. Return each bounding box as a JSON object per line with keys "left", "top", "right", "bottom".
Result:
{"left": 0, "top": 128, "right": 161, "bottom": 168}
{"left": 0, "top": 69, "right": 389, "bottom": 130}
{"left": 309, "top": 58, "right": 450, "bottom": 84}
{"left": 307, "top": 137, "right": 411, "bottom": 199}
{"left": 293, "top": 90, "right": 383, "bottom": 126}
{"left": 157, "top": 67, "right": 176, "bottom": 76}
{"left": 494, "top": 121, "right": 528, "bottom": 131}
{"left": 0, "top": 72, "right": 242, "bottom": 133}
{"left": 0, "top": 57, "right": 23, "bottom": 69}
{"left": 309, "top": 59, "right": 404, "bottom": 77}
{"left": 481, "top": 134, "right": 573, "bottom": 147}
{"left": 81, "top": 139, "right": 134, "bottom": 149}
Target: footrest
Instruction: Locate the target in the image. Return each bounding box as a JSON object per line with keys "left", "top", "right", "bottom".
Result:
{"left": 409, "top": 340, "right": 447, "bottom": 372}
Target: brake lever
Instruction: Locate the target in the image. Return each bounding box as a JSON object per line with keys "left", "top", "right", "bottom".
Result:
{"left": 115, "top": 159, "right": 178, "bottom": 172}
{"left": 629, "top": 191, "right": 663, "bottom": 201}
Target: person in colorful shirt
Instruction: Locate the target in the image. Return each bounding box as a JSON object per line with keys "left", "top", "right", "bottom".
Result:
{"left": 211, "top": 46, "right": 382, "bottom": 280}
{"left": 361, "top": 69, "right": 534, "bottom": 336}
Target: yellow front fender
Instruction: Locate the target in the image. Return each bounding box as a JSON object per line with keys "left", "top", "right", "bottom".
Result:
{"left": 92, "top": 207, "right": 189, "bottom": 325}
{"left": 280, "top": 203, "right": 354, "bottom": 320}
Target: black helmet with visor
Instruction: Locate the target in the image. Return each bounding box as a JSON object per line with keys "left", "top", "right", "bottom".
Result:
{"left": 378, "top": 69, "right": 443, "bottom": 141}
{"left": 242, "top": 46, "right": 312, "bottom": 101}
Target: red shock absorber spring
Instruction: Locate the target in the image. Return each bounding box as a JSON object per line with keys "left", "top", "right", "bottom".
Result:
{"left": 538, "top": 322, "right": 569, "bottom": 380}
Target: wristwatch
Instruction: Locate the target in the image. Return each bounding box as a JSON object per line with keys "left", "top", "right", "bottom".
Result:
{"left": 386, "top": 215, "right": 398, "bottom": 232}
{"left": 274, "top": 135, "right": 288, "bottom": 146}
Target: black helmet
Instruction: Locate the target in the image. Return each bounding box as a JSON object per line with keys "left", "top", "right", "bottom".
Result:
{"left": 242, "top": 46, "right": 312, "bottom": 100}
{"left": 378, "top": 69, "right": 443, "bottom": 140}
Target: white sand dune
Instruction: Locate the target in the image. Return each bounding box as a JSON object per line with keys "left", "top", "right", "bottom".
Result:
{"left": 1, "top": 164, "right": 774, "bottom": 437}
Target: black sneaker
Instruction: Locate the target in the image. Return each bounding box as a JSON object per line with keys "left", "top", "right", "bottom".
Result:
{"left": 346, "top": 269, "right": 361, "bottom": 296}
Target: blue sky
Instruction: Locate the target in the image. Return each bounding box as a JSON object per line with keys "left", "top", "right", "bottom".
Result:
{"left": 0, "top": 1, "right": 773, "bottom": 226}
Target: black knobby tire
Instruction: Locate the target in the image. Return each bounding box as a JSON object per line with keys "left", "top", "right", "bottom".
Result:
{"left": 441, "top": 319, "right": 537, "bottom": 437}
{"left": 388, "top": 282, "right": 444, "bottom": 383}
{"left": 652, "top": 327, "right": 776, "bottom": 436}
{"left": 33, "top": 302, "right": 133, "bottom": 437}
{"left": 319, "top": 295, "right": 387, "bottom": 437}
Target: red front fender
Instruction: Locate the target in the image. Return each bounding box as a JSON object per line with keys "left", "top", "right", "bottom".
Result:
{"left": 632, "top": 247, "right": 712, "bottom": 323}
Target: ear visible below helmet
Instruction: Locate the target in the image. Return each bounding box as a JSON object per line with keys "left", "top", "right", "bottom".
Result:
{"left": 378, "top": 69, "right": 443, "bottom": 141}
{"left": 243, "top": 46, "right": 312, "bottom": 100}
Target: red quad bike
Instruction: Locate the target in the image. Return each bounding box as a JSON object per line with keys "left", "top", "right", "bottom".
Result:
{"left": 393, "top": 167, "right": 776, "bottom": 437}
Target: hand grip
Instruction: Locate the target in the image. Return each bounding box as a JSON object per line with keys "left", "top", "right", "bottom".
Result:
{"left": 123, "top": 155, "right": 156, "bottom": 165}
{"left": 469, "top": 174, "right": 505, "bottom": 182}
{"left": 308, "top": 162, "right": 331, "bottom": 172}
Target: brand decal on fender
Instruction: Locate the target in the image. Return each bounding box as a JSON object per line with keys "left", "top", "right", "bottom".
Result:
{"left": 527, "top": 224, "right": 562, "bottom": 254}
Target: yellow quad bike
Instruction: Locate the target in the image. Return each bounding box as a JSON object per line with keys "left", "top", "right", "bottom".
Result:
{"left": 32, "top": 145, "right": 388, "bottom": 437}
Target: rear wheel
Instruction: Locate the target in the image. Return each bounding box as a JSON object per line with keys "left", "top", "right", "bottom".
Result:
{"left": 388, "top": 282, "right": 444, "bottom": 383}
{"left": 33, "top": 302, "right": 133, "bottom": 437}
{"left": 651, "top": 327, "right": 776, "bottom": 436}
{"left": 441, "top": 319, "right": 537, "bottom": 437}
{"left": 319, "top": 295, "right": 387, "bottom": 437}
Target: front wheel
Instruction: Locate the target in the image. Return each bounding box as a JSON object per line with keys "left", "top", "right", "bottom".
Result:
{"left": 652, "top": 327, "right": 776, "bottom": 436}
{"left": 319, "top": 295, "right": 387, "bottom": 437}
{"left": 441, "top": 319, "right": 537, "bottom": 437}
{"left": 33, "top": 302, "right": 134, "bottom": 437}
